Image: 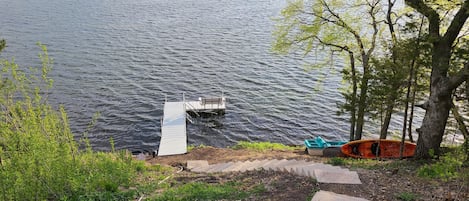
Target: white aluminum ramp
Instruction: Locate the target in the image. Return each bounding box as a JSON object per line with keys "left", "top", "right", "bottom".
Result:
{"left": 158, "top": 102, "right": 187, "bottom": 156}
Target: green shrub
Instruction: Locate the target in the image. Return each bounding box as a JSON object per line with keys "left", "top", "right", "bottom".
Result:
{"left": 0, "top": 43, "right": 143, "bottom": 200}
{"left": 417, "top": 148, "right": 464, "bottom": 180}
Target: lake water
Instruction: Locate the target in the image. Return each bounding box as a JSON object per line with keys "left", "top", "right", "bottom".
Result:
{"left": 0, "top": 0, "right": 427, "bottom": 152}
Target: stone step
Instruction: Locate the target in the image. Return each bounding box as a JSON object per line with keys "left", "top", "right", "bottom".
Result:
{"left": 282, "top": 161, "right": 317, "bottom": 172}
{"left": 186, "top": 159, "right": 362, "bottom": 185}
{"left": 237, "top": 160, "right": 259, "bottom": 172}
{"left": 241, "top": 159, "right": 270, "bottom": 171}
{"left": 292, "top": 163, "right": 346, "bottom": 178}
{"left": 311, "top": 190, "right": 369, "bottom": 201}
{"left": 263, "top": 159, "right": 299, "bottom": 171}
{"left": 187, "top": 160, "right": 218, "bottom": 173}
{"left": 206, "top": 162, "right": 235, "bottom": 173}
{"left": 273, "top": 160, "right": 301, "bottom": 171}
{"left": 219, "top": 161, "right": 244, "bottom": 172}
{"left": 258, "top": 159, "right": 281, "bottom": 169}
{"left": 314, "top": 169, "right": 362, "bottom": 184}
{"left": 186, "top": 160, "right": 208, "bottom": 170}
{"left": 191, "top": 165, "right": 212, "bottom": 173}
{"left": 283, "top": 160, "right": 318, "bottom": 172}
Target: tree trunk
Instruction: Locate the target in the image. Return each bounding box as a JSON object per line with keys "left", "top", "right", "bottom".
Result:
{"left": 349, "top": 52, "right": 357, "bottom": 141}
{"left": 408, "top": 87, "right": 416, "bottom": 142}
{"left": 379, "top": 88, "right": 399, "bottom": 139}
{"left": 406, "top": 0, "right": 469, "bottom": 160}
{"left": 380, "top": 104, "right": 393, "bottom": 139}
{"left": 354, "top": 57, "right": 370, "bottom": 140}
{"left": 415, "top": 91, "right": 452, "bottom": 158}
{"left": 415, "top": 44, "right": 453, "bottom": 158}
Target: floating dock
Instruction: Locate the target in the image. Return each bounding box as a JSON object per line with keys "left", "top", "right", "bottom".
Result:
{"left": 158, "top": 96, "right": 226, "bottom": 156}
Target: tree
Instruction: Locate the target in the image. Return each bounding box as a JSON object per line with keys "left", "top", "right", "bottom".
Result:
{"left": 405, "top": 0, "right": 469, "bottom": 159}
{"left": 272, "top": 0, "right": 382, "bottom": 141}
{"left": 368, "top": 54, "right": 408, "bottom": 139}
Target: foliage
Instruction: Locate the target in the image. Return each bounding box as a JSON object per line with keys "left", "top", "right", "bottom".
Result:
{"left": 0, "top": 43, "right": 144, "bottom": 200}
{"left": 231, "top": 141, "right": 296, "bottom": 152}
{"left": 272, "top": 0, "right": 387, "bottom": 140}
{"left": 417, "top": 148, "right": 465, "bottom": 181}
{"left": 366, "top": 36, "right": 432, "bottom": 139}
{"left": 404, "top": 0, "right": 469, "bottom": 159}
{"left": 151, "top": 182, "right": 258, "bottom": 201}
{"left": 395, "top": 192, "right": 419, "bottom": 201}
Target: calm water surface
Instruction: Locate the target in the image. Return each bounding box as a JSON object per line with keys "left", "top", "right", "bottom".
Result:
{"left": 0, "top": 0, "right": 421, "bottom": 152}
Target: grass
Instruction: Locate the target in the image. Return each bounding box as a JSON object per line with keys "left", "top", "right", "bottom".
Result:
{"left": 132, "top": 164, "right": 268, "bottom": 200}
{"left": 326, "top": 157, "right": 346, "bottom": 166}
{"left": 325, "top": 157, "right": 387, "bottom": 169}
{"left": 187, "top": 144, "right": 207, "bottom": 151}
{"left": 133, "top": 164, "right": 174, "bottom": 194}
{"left": 231, "top": 141, "right": 296, "bottom": 152}
{"left": 151, "top": 182, "right": 262, "bottom": 201}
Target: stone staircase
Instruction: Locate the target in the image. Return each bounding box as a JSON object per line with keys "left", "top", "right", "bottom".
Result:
{"left": 187, "top": 159, "right": 369, "bottom": 200}
{"left": 187, "top": 159, "right": 362, "bottom": 184}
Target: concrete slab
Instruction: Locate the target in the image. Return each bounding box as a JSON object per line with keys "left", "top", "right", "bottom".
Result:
{"left": 243, "top": 159, "right": 269, "bottom": 171}
{"left": 222, "top": 161, "right": 249, "bottom": 172}
{"left": 264, "top": 159, "right": 293, "bottom": 171}
{"left": 293, "top": 163, "right": 343, "bottom": 178}
{"left": 191, "top": 165, "right": 213, "bottom": 173}
{"left": 282, "top": 160, "right": 312, "bottom": 172}
{"left": 296, "top": 166, "right": 316, "bottom": 178}
{"left": 259, "top": 159, "right": 281, "bottom": 170}
{"left": 314, "top": 169, "right": 362, "bottom": 184}
{"left": 206, "top": 162, "right": 234, "bottom": 173}
{"left": 237, "top": 161, "right": 257, "bottom": 172}
{"left": 311, "top": 190, "right": 369, "bottom": 201}
{"left": 266, "top": 159, "right": 298, "bottom": 171}
{"left": 186, "top": 160, "right": 208, "bottom": 170}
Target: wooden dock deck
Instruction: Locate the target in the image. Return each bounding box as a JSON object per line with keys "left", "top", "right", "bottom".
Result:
{"left": 158, "top": 97, "right": 226, "bottom": 156}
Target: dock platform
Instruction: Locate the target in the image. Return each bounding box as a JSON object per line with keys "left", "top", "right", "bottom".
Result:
{"left": 158, "top": 96, "right": 226, "bottom": 156}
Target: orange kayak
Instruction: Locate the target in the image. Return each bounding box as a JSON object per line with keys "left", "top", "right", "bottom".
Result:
{"left": 341, "top": 139, "right": 416, "bottom": 159}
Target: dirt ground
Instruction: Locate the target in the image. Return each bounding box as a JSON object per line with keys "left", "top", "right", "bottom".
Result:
{"left": 147, "top": 146, "right": 468, "bottom": 201}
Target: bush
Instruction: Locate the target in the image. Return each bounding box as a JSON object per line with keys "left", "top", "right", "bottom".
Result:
{"left": 417, "top": 148, "right": 464, "bottom": 181}
{"left": 0, "top": 43, "right": 142, "bottom": 200}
